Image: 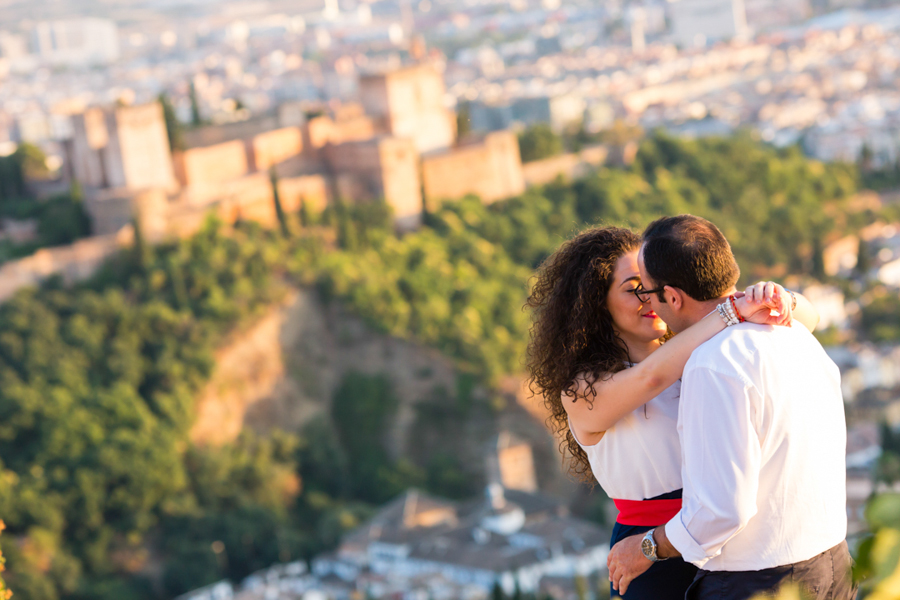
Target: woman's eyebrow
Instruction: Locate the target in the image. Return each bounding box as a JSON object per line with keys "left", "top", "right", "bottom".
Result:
{"left": 620, "top": 275, "right": 641, "bottom": 287}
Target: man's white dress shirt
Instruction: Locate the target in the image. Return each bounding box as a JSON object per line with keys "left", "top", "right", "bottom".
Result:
{"left": 666, "top": 322, "right": 848, "bottom": 571}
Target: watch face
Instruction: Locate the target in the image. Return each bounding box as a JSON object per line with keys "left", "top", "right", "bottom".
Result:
{"left": 641, "top": 536, "right": 653, "bottom": 557}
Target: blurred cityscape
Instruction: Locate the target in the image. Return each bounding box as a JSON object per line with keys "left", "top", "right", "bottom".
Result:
{"left": 2, "top": 0, "right": 900, "bottom": 598}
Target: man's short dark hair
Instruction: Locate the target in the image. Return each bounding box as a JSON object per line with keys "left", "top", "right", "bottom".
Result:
{"left": 641, "top": 215, "right": 740, "bottom": 302}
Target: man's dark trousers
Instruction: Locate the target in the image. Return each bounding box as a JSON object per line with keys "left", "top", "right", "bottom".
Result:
{"left": 685, "top": 542, "right": 857, "bottom": 600}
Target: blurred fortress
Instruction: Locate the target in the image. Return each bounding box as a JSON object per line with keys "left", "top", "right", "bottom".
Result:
{"left": 0, "top": 62, "right": 533, "bottom": 301}
{"left": 66, "top": 61, "right": 525, "bottom": 242}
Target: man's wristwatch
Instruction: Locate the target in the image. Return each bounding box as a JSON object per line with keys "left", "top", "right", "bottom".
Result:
{"left": 641, "top": 528, "right": 668, "bottom": 562}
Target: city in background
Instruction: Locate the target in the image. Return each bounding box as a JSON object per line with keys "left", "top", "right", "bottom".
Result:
{"left": 1, "top": 0, "right": 900, "bottom": 598}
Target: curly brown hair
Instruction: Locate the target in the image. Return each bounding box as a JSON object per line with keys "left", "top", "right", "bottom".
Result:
{"left": 526, "top": 226, "right": 642, "bottom": 483}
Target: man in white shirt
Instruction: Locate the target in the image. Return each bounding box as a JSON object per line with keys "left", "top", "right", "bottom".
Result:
{"left": 607, "top": 215, "right": 854, "bottom": 600}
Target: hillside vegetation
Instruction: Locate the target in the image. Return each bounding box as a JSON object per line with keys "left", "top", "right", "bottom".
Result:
{"left": 0, "top": 133, "right": 879, "bottom": 599}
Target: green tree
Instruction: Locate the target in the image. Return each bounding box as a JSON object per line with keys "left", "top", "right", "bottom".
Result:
{"left": 852, "top": 493, "right": 900, "bottom": 599}
{"left": 36, "top": 186, "right": 91, "bottom": 246}
{"left": 299, "top": 197, "right": 313, "bottom": 228}
{"left": 131, "top": 215, "right": 152, "bottom": 273}
{"left": 492, "top": 582, "right": 506, "bottom": 600}
{"left": 0, "top": 521, "right": 11, "bottom": 600}
{"left": 269, "top": 167, "right": 290, "bottom": 237}
{"left": 189, "top": 81, "right": 202, "bottom": 127}
{"left": 12, "top": 144, "right": 48, "bottom": 181}
{"left": 330, "top": 373, "right": 421, "bottom": 503}
{"left": 811, "top": 236, "right": 825, "bottom": 279}
{"left": 158, "top": 93, "right": 185, "bottom": 152}
{"left": 0, "top": 152, "right": 26, "bottom": 202}
{"left": 512, "top": 581, "right": 523, "bottom": 600}
{"left": 518, "top": 124, "right": 563, "bottom": 162}
{"left": 0, "top": 144, "right": 45, "bottom": 203}
{"left": 456, "top": 102, "right": 472, "bottom": 138}
{"left": 856, "top": 238, "right": 871, "bottom": 277}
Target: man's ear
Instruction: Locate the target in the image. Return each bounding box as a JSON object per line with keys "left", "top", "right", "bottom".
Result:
{"left": 664, "top": 286, "right": 684, "bottom": 310}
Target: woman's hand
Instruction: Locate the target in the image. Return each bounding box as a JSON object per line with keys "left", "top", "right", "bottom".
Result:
{"left": 735, "top": 281, "right": 792, "bottom": 326}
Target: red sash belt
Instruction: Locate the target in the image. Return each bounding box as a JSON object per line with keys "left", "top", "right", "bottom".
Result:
{"left": 614, "top": 498, "right": 682, "bottom": 526}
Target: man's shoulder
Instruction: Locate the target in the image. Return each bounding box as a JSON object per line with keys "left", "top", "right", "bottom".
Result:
{"left": 689, "top": 322, "right": 760, "bottom": 355}
{"left": 685, "top": 324, "right": 784, "bottom": 376}
{"left": 686, "top": 323, "right": 824, "bottom": 378}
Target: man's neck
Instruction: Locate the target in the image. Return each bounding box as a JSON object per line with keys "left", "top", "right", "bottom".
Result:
{"left": 683, "top": 291, "right": 736, "bottom": 330}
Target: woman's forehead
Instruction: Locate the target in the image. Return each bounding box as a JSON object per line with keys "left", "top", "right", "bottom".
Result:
{"left": 615, "top": 251, "right": 641, "bottom": 280}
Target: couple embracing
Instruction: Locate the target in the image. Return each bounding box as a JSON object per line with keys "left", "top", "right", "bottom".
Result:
{"left": 527, "top": 215, "right": 855, "bottom": 600}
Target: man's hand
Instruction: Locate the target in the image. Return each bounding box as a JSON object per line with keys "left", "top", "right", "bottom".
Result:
{"left": 607, "top": 533, "right": 652, "bottom": 595}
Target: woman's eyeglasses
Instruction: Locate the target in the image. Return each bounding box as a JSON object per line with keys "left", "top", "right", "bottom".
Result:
{"left": 631, "top": 284, "right": 666, "bottom": 304}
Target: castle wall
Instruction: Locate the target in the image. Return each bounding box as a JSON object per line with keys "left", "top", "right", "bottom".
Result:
{"left": 175, "top": 139, "right": 249, "bottom": 188}
{"left": 249, "top": 127, "right": 303, "bottom": 171}
{"left": 183, "top": 117, "right": 279, "bottom": 148}
{"left": 422, "top": 131, "right": 525, "bottom": 205}
{"left": 521, "top": 144, "right": 608, "bottom": 187}
{"left": 325, "top": 137, "right": 421, "bottom": 226}
{"left": 0, "top": 227, "right": 133, "bottom": 302}
{"left": 84, "top": 187, "right": 169, "bottom": 240}
{"left": 324, "top": 138, "right": 385, "bottom": 174}
{"left": 359, "top": 64, "right": 456, "bottom": 154}
{"left": 165, "top": 173, "right": 330, "bottom": 239}
{"left": 305, "top": 113, "right": 379, "bottom": 154}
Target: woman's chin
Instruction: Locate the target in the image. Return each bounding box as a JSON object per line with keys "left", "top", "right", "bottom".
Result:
{"left": 646, "top": 321, "right": 668, "bottom": 339}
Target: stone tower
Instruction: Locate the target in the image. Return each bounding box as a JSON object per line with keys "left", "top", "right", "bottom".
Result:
{"left": 358, "top": 63, "right": 457, "bottom": 155}
{"left": 69, "top": 102, "right": 176, "bottom": 191}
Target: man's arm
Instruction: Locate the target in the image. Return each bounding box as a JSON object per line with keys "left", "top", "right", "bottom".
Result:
{"left": 664, "top": 366, "right": 762, "bottom": 566}
{"left": 654, "top": 525, "right": 679, "bottom": 559}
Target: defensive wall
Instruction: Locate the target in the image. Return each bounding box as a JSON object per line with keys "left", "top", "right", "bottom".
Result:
{"left": 0, "top": 226, "right": 134, "bottom": 302}
{"left": 326, "top": 136, "right": 423, "bottom": 228}
{"left": 422, "top": 131, "right": 526, "bottom": 206}
{"left": 520, "top": 144, "right": 609, "bottom": 187}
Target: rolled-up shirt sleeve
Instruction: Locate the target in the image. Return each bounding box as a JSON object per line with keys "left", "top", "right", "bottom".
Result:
{"left": 665, "top": 366, "right": 762, "bottom": 569}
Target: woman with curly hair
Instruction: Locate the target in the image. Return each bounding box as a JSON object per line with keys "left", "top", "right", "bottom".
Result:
{"left": 526, "top": 226, "right": 819, "bottom": 599}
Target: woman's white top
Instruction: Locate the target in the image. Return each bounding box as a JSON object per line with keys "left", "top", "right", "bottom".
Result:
{"left": 570, "top": 380, "right": 683, "bottom": 500}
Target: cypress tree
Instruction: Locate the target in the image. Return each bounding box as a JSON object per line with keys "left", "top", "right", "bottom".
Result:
{"left": 131, "top": 215, "right": 152, "bottom": 274}
{"left": 299, "top": 196, "right": 312, "bottom": 228}
{"left": 856, "top": 238, "right": 871, "bottom": 278}
{"left": 189, "top": 80, "right": 202, "bottom": 127}
{"left": 158, "top": 93, "right": 185, "bottom": 152}
{"left": 167, "top": 255, "right": 189, "bottom": 310}
{"left": 812, "top": 236, "right": 825, "bottom": 279}
{"left": 269, "top": 167, "right": 290, "bottom": 237}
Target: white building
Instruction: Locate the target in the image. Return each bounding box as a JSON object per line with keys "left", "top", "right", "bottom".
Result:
{"left": 826, "top": 345, "right": 900, "bottom": 403}
{"left": 877, "top": 258, "right": 900, "bottom": 287}
{"left": 800, "top": 283, "right": 849, "bottom": 330}
{"left": 32, "top": 19, "right": 120, "bottom": 67}
{"left": 175, "top": 580, "right": 234, "bottom": 600}
{"left": 667, "top": 0, "right": 748, "bottom": 47}
{"left": 318, "top": 487, "right": 610, "bottom": 596}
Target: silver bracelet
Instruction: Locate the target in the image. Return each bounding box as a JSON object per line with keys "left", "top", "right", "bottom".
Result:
{"left": 717, "top": 301, "right": 739, "bottom": 327}
{"left": 788, "top": 290, "right": 797, "bottom": 311}
{"left": 722, "top": 300, "right": 736, "bottom": 325}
